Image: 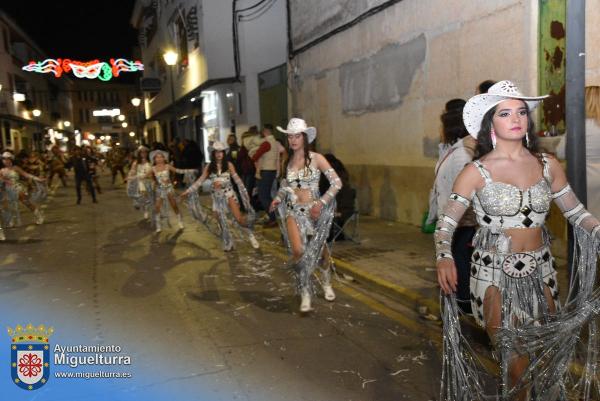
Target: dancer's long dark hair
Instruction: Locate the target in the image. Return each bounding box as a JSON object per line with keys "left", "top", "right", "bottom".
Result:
{"left": 475, "top": 101, "right": 539, "bottom": 160}
{"left": 136, "top": 149, "right": 149, "bottom": 164}
{"left": 207, "top": 150, "right": 225, "bottom": 175}
{"left": 283, "top": 133, "right": 311, "bottom": 173}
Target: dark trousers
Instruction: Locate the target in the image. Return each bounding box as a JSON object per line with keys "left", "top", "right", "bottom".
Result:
{"left": 242, "top": 174, "right": 256, "bottom": 200}
{"left": 451, "top": 226, "right": 476, "bottom": 314}
{"left": 257, "top": 170, "right": 277, "bottom": 221}
{"left": 76, "top": 175, "right": 96, "bottom": 202}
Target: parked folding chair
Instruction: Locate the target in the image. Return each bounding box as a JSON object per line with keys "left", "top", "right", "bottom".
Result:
{"left": 329, "top": 188, "right": 360, "bottom": 245}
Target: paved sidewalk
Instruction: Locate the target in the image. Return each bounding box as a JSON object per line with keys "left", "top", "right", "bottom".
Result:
{"left": 258, "top": 214, "right": 571, "bottom": 317}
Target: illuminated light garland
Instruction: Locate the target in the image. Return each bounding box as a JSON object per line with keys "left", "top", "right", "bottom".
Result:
{"left": 22, "top": 58, "right": 144, "bottom": 81}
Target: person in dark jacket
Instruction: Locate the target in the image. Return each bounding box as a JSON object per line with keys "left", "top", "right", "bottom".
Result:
{"left": 319, "top": 153, "right": 355, "bottom": 241}
{"left": 72, "top": 146, "right": 97, "bottom": 204}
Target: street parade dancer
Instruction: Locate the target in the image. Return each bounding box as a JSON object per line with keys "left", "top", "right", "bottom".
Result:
{"left": 269, "top": 118, "right": 342, "bottom": 313}
{"left": 0, "top": 151, "right": 46, "bottom": 232}
{"left": 127, "top": 145, "right": 154, "bottom": 220}
{"left": 47, "top": 145, "right": 68, "bottom": 188}
{"left": 181, "top": 141, "right": 260, "bottom": 251}
{"left": 148, "top": 149, "right": 195, "bottom": 233}
{"left": 435, "top": 81, "right": 600, "bottom": 401}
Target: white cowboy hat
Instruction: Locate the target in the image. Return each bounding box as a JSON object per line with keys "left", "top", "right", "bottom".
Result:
{"left": 149, "top": 150, "right": 169, "bottom": 163}
{"left": 276, "top": 118, "right": 317, "bottom": 144}
{"left": 463, "top": 80, "right": 548, "bottom": 138}
{"left": 1, "top": 151, "right": 14, "bottom": 159}
{"left": 135, "top": 145, "right": 149, "bottom": 157}
{"left": 209, "top": 141, "right": 228, "bottom": 152}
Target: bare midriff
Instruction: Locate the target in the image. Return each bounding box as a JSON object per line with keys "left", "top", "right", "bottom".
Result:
{"left": 294, "top": 188, "right": 314, "bottom": 204}
{"left": 503, "top": 227, "right": 544, "bottom": 252}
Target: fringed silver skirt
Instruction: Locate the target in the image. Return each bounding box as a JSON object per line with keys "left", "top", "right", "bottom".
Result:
{"left": 469, "top": 245, "right": 559, "bottom": 328}
{"left": 276, "top": 197, "right": 335, "bottom": 293}
{"left": 441, "top": 226, "right": 600, "bottom": 401}
{"left": 126, "top": 178, "right": 154, "bottom": 212}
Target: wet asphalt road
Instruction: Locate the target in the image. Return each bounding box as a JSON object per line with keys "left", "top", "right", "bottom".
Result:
{"left": 0, "top": 174, "right": 442, "bottom": 401}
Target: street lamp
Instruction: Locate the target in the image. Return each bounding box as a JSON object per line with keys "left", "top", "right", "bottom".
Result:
{"left": 121, "top": 122, "right": 128, "bottom": 128}
{"left": 64, "top": 121, "right": 71, "bottom": 128}
{"left": 131, "top": 97, "right": 141, "bottom": 107}
{"left": 32, "top": 109, "right": 41, "bottom": 117}
{"left": 129, "top": 131, "right": 135, "bottom": 137}
{"left": 163, "top": 50, "right": 178, "bottom": 143}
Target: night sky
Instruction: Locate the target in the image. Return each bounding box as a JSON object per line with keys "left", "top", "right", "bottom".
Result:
{"left": 2, "top": 1, "right": 138, "bottom": 80}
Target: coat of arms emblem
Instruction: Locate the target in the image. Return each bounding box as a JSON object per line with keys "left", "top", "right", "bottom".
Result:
{"left": 7, "top": 324, "right": 53, "bottom": 390}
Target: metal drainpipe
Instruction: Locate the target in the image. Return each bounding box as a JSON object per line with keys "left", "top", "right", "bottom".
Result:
{"left": 565, "top": 0, "right": 586, "bottom": 285}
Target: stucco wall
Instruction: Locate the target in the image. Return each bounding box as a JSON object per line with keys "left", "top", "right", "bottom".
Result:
{"left": 290, "top": 0, "right": 539, "bottom": 224}
{"left": 237, "top": 0, "right": 287, "bottom": 126}
{"left": 586, "top": 1, "right": 600, "bottom": 85}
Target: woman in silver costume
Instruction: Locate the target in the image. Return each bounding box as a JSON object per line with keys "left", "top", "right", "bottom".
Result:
{"left": 0, "top": 151, "right": 46, "bottom": 234}
{"left": 181, "top": 141, "right": 259, "bottom": 251}
{"left": 127, "top": 146, "right": 154, "bottom": 220}
{"left": 269, "top": 118, "right": 342, "bottom": 313}
{"left": 435, "top": 81, "right": 600, "bottom": 401}
{"left": 148, "top": 150, "right": 193, "bottom": 233}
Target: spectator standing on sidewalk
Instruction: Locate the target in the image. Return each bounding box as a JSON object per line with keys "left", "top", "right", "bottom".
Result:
{"left": 72, "top": 146, "right": 97, "bottom": 204}
{"left": 238, "top": 127, "right": 262, "bottom": 205}
{"left": 252, "top": 124, "right": 285, "bottom": 227}
{"left": 226, "top": 134, "right": 240, "bottom": 165}
{"left": 555, "top": 85, "right": 600, "bottom": 219}
{"left": 477, "top": 79, "right": 496, "bottom": 94}
{"left": 426, "top": 99, "right": 476, "bottom": 314}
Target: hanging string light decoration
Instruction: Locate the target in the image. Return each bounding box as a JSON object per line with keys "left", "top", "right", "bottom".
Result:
{"left": 22, "top": 58, "right": 144, "bottom": 81}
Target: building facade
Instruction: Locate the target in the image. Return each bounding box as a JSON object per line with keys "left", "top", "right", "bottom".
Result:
{"left": 0, "top": 11, "right": 74, "bottom": 152}
{"left": 71, "top": 81, "right": 141, "bottom": 148}
{"left": 131, "top": 0, "right": 287, "bottom": 157}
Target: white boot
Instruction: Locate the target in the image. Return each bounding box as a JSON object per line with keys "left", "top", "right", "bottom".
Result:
{"left": 299, "top": 289, "right": 313, "bottom": 313}
{"left": 248, "top": 233, "right": 260, "bottom": 249}
{"left": 155, "top": 216, "right": 162, "bottom": 233}
{"left": 322, "top": 284, "right": 336, "bottom": 301}
{"left": 34, "top": 209, "right": 44, "bottom": 225}
{"left": 177, "top": 213, "right": 184, "bottom": 230}
{"left": 321, "top": 268, "right": 336, "bottom": 302}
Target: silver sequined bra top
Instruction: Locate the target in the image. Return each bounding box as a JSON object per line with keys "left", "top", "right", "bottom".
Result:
{"left": 153, "top": 168, "right": 172, "bottom": 188}
{"left": 286, "top": 153, "right": 321, "bottom": 193}
{"left": 2, "top": 169, "right": 20, "bottom": 186}
{"left": 209, "top": 171, "right": 233, "bottom": 190}
{"left": 471, "top": 154, "right": 552, "bottom": 229}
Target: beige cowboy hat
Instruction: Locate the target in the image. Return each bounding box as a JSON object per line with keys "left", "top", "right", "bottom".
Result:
{"left": 277, "top": 118, "right": 317, "bottom": 144}
{"left": 463, "top": 80, "right": 548, "bottom": 138}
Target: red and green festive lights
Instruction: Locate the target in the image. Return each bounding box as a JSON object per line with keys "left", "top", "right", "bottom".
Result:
{"left": 22, "top": 58, "right": 143, "bottom": 81}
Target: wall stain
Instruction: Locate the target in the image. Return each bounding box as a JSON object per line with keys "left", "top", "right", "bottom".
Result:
{"left": 339, "top": 34, "right": 426, "bottom": 115}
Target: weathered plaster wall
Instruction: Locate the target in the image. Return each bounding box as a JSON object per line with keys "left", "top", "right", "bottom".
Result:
{"left": 289, "top": 0, "right": 539, "bottom": 224}
{"left": 586, "top": 1, "right": 600, "bottom": 85}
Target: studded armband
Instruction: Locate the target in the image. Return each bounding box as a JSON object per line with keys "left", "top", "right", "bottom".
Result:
{"left": 320, "top": 168, "right": 342, "bottom": 205}
{"left": 434, "top": 193, "right": 471, "bottom": 261}
{"left": 553, "top": 184, "right": 600, "bottom": 239}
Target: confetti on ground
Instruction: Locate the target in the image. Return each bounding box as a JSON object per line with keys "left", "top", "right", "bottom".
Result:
{"left": 390, "top": 369, "right": 409, "bottom": 376}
